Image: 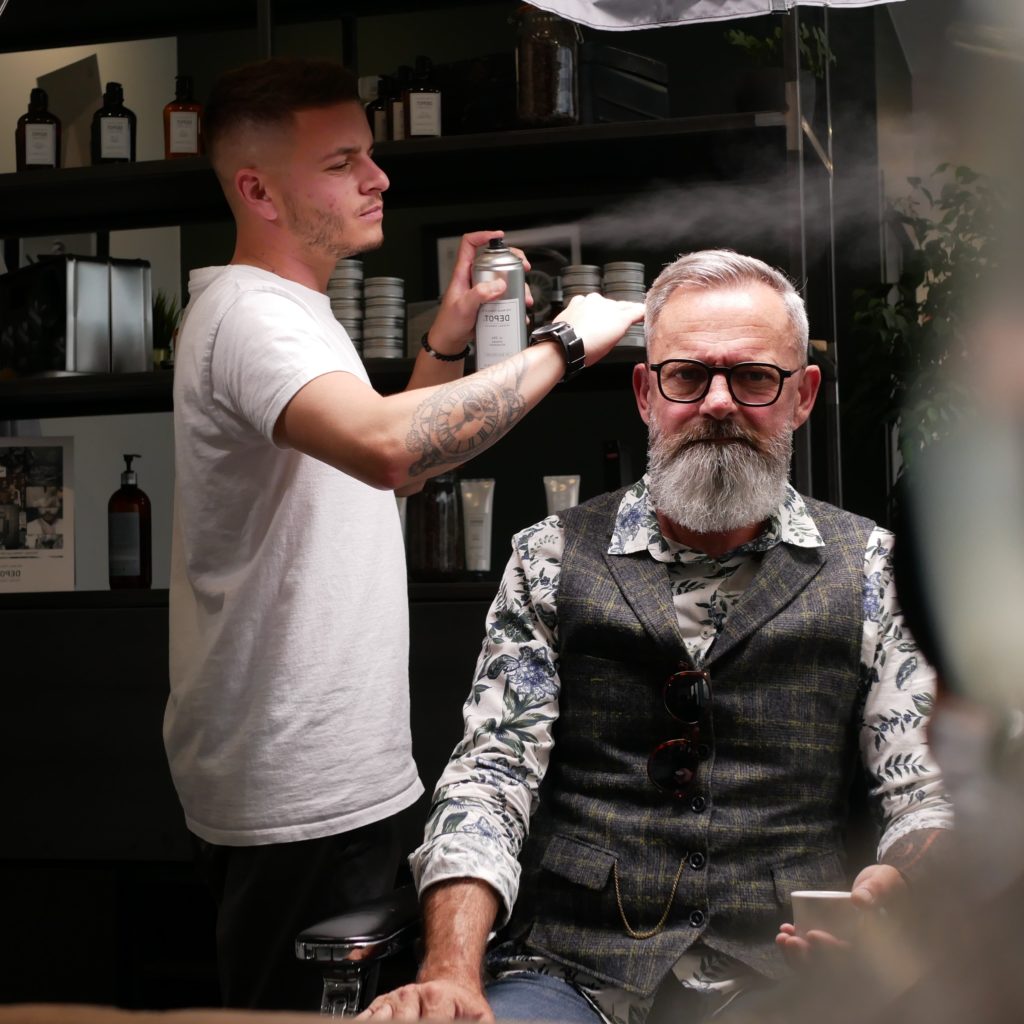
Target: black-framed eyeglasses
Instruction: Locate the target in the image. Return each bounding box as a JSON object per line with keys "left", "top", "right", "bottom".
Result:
{"left": 647, "top": 668, "right": 712, "bottom": 799}
{"left": 648, "top": 359, "right": 798, "bottom": 407}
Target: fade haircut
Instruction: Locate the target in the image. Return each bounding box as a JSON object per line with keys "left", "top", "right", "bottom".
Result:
{"left": 645, "top": 249, "right": 810, "bottom": 366}
{"left": 205, "top": 56, "right": 361, "bottom": 167}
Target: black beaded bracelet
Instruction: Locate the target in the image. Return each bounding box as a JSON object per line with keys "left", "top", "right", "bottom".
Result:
{"left": 421, "top": 332, "right": 471, "bottom": 362}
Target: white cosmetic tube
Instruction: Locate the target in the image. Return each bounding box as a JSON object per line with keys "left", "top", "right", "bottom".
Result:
{"left": 395, "top": 495, "right": 408, "bottom": 538}
{"left": 460, "top": 478, "right": 495, "bottom": 573}
{"left": 544, "top": 474, "right": 581, "bottom": 515}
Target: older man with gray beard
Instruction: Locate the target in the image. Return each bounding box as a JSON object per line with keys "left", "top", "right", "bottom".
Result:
{"left": 361, "top": 250, "right": 954, "bottom": 1024}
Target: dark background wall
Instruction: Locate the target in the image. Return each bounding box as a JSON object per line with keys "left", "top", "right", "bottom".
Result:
{"left": 1, "top": 2, "right": 899, "bottom": 1009}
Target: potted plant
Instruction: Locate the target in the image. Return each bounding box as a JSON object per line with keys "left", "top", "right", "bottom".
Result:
{"left": 726, "top": 19, "right": 835, "bottom": 114}
{"left": 845, "top": 163, "right": 999, "bottom": 492}
{"left": 152, "top": 289, "right": 180, "bottom": 370}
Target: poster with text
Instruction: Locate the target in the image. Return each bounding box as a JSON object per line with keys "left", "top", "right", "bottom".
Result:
{"left": 0, "top": 438, "right": 75, "bottom": 592}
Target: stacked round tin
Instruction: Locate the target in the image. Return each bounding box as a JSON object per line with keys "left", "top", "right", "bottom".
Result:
{"left": 560, "top": 264, "right": 602, "bottom": 303}
{"left": 602, "top": 262, "right": 646, "bottom": 348}
{"left": 363, "top": 277, "right": 406, "bottom": 359}
{"left": 328, "top": 259, "right": 364, "bottom": 353}
{"left": 558, "top": 262, "right": 646, "bottom": 348}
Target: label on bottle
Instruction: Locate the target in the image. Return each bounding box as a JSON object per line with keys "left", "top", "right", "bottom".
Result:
{"left": 168, "top": 111, "right": 199, "bottom": 154}
{"left": 390, "top": 100, "right": 405, "bottom": 141}
{"left": 475, "top": 299, "right": 524, "bottom": 370}
{"left": 372, "top": 108, "right": 388, "bottom": 143}
{"left": 100, "top": 117, "right": 131, "bottom": 159}
{"left": 408, "top": 93, "right": 441, "bottom": 136}
{"left": 109, "top": 511, "right": 141, "bottom": 576}
{"left": 25, "top": 124, "right": 57, "bottom": 166}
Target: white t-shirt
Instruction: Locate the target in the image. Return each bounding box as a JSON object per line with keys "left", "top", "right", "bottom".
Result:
{"left": 165, "top": 265, "right": 422, "bottom": 845}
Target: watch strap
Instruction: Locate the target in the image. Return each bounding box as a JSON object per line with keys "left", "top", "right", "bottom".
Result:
{"left": 529, "top": 320, "right": 586, "bottom": 382}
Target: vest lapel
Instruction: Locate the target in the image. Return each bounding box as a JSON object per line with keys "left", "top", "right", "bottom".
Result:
{"left": 707, "top": 542, "right": 827, "bottom": 665}
{"left": 603, "top": 549, "right": 693, "bottom": 666}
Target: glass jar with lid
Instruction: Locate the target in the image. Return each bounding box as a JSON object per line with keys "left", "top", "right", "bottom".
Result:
{"left": 514, "top": 3, "right": 583, "bottom": 128}
{"left": 405, "top": 471, "right": 465, "bottom": 580}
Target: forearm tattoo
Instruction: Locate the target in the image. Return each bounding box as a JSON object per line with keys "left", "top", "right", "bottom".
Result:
{"left": 406, "top": 354, "right": 528, "bottom": 476}
{"left": 881, "top": 828, "right": 956, "bottom": 886}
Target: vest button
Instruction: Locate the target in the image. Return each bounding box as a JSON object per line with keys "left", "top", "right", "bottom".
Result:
{"left": 689, "top": 852, "right": 706, "bottom": 870}
{"left": 697, "top": 743, "right": 711, "bottom": 759}
{"left": 690, "top": 795, "right": 706, "bottom": 813}
{"left": 689, "top": 909, "right": 706, "bottom": 928}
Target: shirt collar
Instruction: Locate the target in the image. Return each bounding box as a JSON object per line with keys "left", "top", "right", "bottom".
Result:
{"left": 608, "top": 476, "right": 824, "bottom": 563}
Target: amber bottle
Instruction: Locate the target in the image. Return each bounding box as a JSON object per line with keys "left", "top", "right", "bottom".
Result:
{"left": 164, "top": 75, "right": 204, "bottom": 158}
{"left": 108, "top": 454, "right": 152, "bottom": 590}
{"left": 16, "top": 88, "right": 61, "bottom": 171}
{"left": 91, "top": 82, "right": 137, "bottom": 164}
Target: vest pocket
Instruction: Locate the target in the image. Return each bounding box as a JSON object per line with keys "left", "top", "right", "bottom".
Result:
{"left": 540, "top": 833, "right": 617, "bottom": 890}
{"left": 771, "top": 851, "right": 848, "bottom": 905}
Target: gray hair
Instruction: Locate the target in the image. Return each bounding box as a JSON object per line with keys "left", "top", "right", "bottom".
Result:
{"left": 645, "top": 250, "right": 809, "bottom": 366}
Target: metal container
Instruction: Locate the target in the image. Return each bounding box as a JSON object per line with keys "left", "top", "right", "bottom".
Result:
{"left": 0, "top": 255, "right": 152, "bottom": 375}
{"left": 330, "top": 259, "right": 364, "bottom": 281}
{"left": 471, "top": 238, "right": 527, "bottom": 370}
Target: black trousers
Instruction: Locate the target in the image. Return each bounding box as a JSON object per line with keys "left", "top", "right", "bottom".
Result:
{"left": 192, "top": 815, "right": 402, "bottom": 1011}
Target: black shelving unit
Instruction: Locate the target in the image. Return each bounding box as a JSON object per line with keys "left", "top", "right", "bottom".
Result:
{"left": 0, "top": 347, "right": 649, "bottom": 419}
{"left": 0, "top": 113, "right": 788, "bottom": 237}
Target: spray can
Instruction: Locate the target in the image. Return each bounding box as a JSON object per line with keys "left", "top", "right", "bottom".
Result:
{"left": 472, "top": 238, "right": 527, "bottom": 370}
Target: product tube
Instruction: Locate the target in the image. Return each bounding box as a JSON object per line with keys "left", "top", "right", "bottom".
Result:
{"left": 396, "top": 495, "right": 408, "bottom": 538}
{"left": 544, "top": 474, "right": 580, "bottom": 515}
{"left": 460, "top": 478, "right": 495, "bottom": 573}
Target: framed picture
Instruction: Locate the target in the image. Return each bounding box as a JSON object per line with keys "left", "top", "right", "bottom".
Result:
{"left": 0, "top": 437, "right": 75, "bottom": 593}
{"left": 435, "top": 222, "right": 583, "bottom": 325}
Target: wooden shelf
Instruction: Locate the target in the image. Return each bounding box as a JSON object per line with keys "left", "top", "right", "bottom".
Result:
{"left": 0, "top": 370, "right": 174, "bottom": 419}
{"left": 0, "top": 158, "right": 227, "bottom": 237}
{"left": 2, "top": 347, "right": 645, "bottom": 419}
{"left": 0, "top": 114, "right": 788, "bottom": 239}
{"left": 0, "top": 580, "right": 498, "bottom": 609}
{"left": 0, "top": 0, "right": 484, "bottom": 53}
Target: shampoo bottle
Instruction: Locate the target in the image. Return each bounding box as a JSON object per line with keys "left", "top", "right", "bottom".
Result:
{"left": 91, "top": 81, "right": 137, "bottom": 164}
{"left": 16, "top": 87, "right": 61, "bottom": 171}
{"left": 108, "top": 453, "right": 152, "bottom": 589}
{"left": 163, "top": 74, "right": 203, "bottom": 158}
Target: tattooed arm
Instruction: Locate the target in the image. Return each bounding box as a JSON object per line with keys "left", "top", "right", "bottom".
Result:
{"left": 274, "top": 292, "right": 643, "bottom": 489}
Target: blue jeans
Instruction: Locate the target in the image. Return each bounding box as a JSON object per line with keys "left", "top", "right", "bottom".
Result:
{"left": 486, "top": 972, "right": 604, "bottom": 1024}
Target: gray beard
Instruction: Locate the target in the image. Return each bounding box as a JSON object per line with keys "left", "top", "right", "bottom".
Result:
{"left": 647, "top": 418, "right": 793, "bottom": 535}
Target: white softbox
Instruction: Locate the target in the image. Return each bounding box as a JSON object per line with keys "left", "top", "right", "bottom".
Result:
{"left": 524, "top": 0, "right": 904, "bottom": 31}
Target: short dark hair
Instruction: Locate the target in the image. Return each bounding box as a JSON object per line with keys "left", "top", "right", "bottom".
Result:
{"left": 205, "top": 57, "right": 360, "bottom": 163}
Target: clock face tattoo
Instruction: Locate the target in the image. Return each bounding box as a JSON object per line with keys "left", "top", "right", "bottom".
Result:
{"left": 431, "top": 391, "right": 502, "bottom": 455}
{"left": 406, "top": 359, "right": 528, "bottom": 476}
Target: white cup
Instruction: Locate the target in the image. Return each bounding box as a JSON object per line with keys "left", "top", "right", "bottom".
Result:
{"left": 790, "top": 890, "right": 861, "bottom": 942}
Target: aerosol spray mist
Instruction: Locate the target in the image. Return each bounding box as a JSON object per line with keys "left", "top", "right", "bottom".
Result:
{"left": 471, "top": 238, "right": 527, "bottom": 370}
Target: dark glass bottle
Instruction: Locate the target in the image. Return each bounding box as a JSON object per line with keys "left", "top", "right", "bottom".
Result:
{"left": 366, "top": 76, "right": 391, "bottom": 144}
{"left": 164, "top": 74, "right": 203, "bottom": 158}
{"left": 108, "top": 454, "right": 152, "bottom": 590}
{"left": 404, "top": 55, "right": 442, "bottom": 138}
{"left": 15, "top": 88, "right": 61, "bottom": 171}
{"left": 91, "top": 81, "right": 137, "bottom": 164}
{"left": 389, "top": 65, "right": 413, "bottom": 141}
{"left": 405, "top": 471, "right": 464, "bottom": 581}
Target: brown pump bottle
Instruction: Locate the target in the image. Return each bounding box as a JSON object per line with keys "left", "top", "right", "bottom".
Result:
{"left": 108, "top": 453, "right": 152, "bottom": 589}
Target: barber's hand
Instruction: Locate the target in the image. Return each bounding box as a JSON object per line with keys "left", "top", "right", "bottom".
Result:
{"left": 428, "top": 230, "right": 533, "bottom": 358}
{"left": 357, "top": 977, "right": 494, "bottom": 1022}
{"left": 554, "top": 293, "right": 645, "bottom": 366}
{"left": 775, "top": 864, "right": 907, "bottom": 970}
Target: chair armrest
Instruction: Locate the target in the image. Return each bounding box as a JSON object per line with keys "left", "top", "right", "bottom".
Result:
{"left": 295, "top": 884, "right": 420, "bottom": 966}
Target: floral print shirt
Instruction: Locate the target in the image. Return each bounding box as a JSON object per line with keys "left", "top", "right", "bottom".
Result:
{"left": 409, "top": 479, "right": 953, "bottom": 1024}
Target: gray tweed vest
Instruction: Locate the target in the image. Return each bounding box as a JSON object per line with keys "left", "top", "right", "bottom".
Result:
{"left": 507, "top": 488, "right": 875, "bottom": 996}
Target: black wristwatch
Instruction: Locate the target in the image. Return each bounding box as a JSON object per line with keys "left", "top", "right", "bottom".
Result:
{"left": 529, "top": 321, "right": 586, "bottom": 382}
